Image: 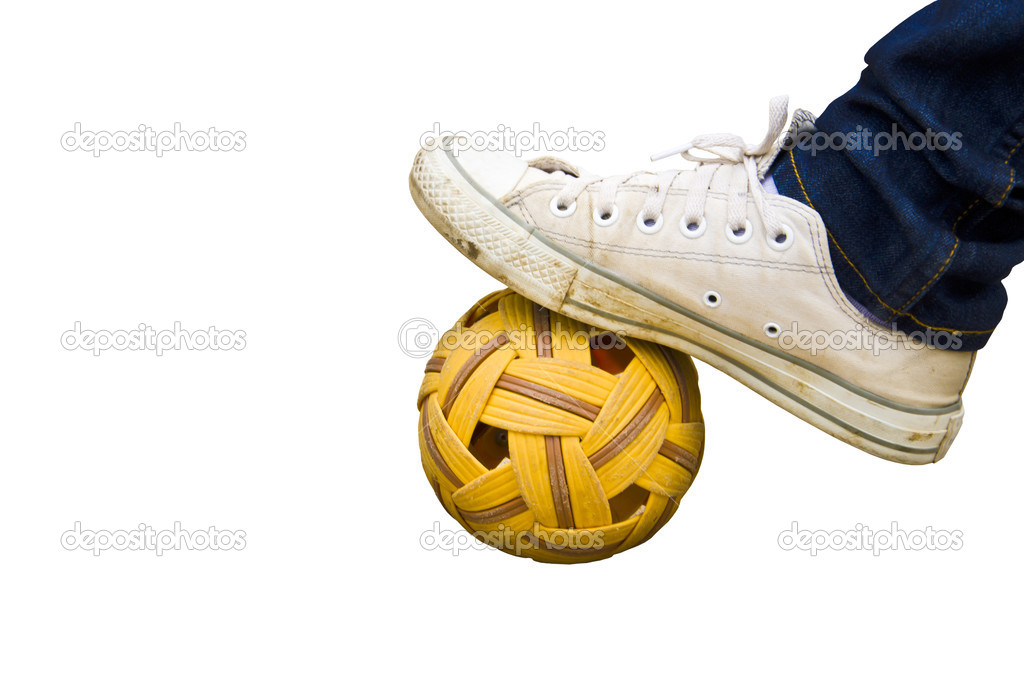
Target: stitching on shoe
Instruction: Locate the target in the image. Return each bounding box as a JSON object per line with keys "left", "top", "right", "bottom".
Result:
{"left": 541, "top": 230, "right": 819, "bottom": 273}
{"left": 788, "top": 152, "right": 902, "bottom": 319}
{"left": 517, "top": 174, "right": 912, "bottom": 341}
{"left": 800, "top": 201, "right": 904, "bottom": 341}
{"left": 510, "top": 181, "right": 744, "bottom": 203}
{"left": 783, "top": 187, "right": 948, "bottom": 345}
{"left": 514, "top": 197, "right": 537, "bottom": 228}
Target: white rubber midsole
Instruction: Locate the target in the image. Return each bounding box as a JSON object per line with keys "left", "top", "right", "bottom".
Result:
{"left": 410, "top": 146, "right": 964, "bottom": 464}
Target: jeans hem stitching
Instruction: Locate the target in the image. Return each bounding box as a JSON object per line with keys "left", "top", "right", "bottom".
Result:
{"left": 787, "top": 150, "right": 994, "bottom": 335}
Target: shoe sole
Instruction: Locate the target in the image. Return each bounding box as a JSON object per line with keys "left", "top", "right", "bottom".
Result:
{"left": 409, "top": 144, "right": 965, "bottom": 464}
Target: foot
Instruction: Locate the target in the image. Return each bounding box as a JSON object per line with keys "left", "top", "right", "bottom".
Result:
{"left": 409, "top": 97, "right": 972, "bottom": 463}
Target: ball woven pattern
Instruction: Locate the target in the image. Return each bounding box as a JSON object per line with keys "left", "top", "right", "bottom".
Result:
{"left": 417, "top": 290, "right": 704, "bottom": 563}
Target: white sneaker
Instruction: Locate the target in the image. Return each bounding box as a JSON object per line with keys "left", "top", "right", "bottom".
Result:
{"left": 409, "top": 98, "right": 973, "bottom": 464}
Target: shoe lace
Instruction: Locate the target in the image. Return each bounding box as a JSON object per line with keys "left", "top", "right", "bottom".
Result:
{"left": 554, "top": 96, "right": 790, "bottom": 241}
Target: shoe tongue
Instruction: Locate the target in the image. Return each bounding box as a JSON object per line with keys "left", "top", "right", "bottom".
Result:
{"left": 517, "top": 166, "right": 565, "bottom": 188}
{"left": 528, "top": 156, "right": 583, "bottom": 177}
{"left": 756, "top": 108, "right": 817, "bottom": 177}
{"left": 512, "top": 156, "right": 586, "bottom": 191}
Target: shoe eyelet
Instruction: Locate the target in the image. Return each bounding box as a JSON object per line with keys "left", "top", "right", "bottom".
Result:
{"left": 767, "top": 224, "right": 794, "bottom": 251}
{"left": 636, "top": 212, "right": 664, "bottom": 234}
{"left": 703, "top": 291, "right": 722, "bottom": 308}
{"left": 726, "top": 219, "right": 754, "bottom": 244}
{"left": 763, "top": 322, "right": 781, "bottom": 338}
{"left": 680, "top": 216, "right": 707, "bottom": 239}
{"left": 549, "top": 195, "right": 577, "bottom": 218}
{"left": 593, "top": 204, "right": 620, "bottom": 227}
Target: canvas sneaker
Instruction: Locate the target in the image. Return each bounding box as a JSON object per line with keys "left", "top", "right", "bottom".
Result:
{"left": 409, "top": 97, "right": 973, "bottom": 464}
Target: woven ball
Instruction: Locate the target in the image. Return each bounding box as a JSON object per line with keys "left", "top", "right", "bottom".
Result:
{"left": 417, "top": 289, "right": 704, "bottom": 563}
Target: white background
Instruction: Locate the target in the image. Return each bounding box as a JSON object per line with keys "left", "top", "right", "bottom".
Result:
{"left": 2, "top": 1, "right": 1021, "bottom": 675}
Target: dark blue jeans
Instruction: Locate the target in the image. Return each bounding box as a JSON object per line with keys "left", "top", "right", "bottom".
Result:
{"left": 771, "top": 0, "right": 1024, "bottom": 351}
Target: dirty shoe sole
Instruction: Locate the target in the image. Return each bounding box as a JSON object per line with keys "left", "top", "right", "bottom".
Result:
{"left": 409, "top": 144, "right": 965, "bottom": 464}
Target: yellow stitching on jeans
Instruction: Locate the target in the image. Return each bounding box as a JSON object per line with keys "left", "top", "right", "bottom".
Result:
{"left": 895, "top": 192, "right": 985, "bottom": 313}
{"left": 897, "top": 239, "right": 959, "bottom": 312}
{"left": 896, "top": 134, "right": 1021, "bottom": 312}
{"left": 995, "top": 167, "right": 1015, "bottom": 208}
{"left": 788, "top": 150, "right": 816, "bottom": 208}
{"left": 788, "top": 152, "right": 902, "bottom": 318}
{"left": 788, "top": 151, "right": 994, "bottom": 335}
{"left": 952, "top": 198, "right": 981, "bottom": 234}
{"left": 1006, "top": 135, "right": 1024, "bottom": 164}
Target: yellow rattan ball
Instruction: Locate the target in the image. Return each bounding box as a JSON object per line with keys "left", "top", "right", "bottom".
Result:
{"left": 417, "top": 290, "right": 704, "bottom": 563}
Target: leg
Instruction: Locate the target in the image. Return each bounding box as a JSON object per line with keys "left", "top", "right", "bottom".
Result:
{"left": 772, "top": 0, "right": 1024, "bottom": 350}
